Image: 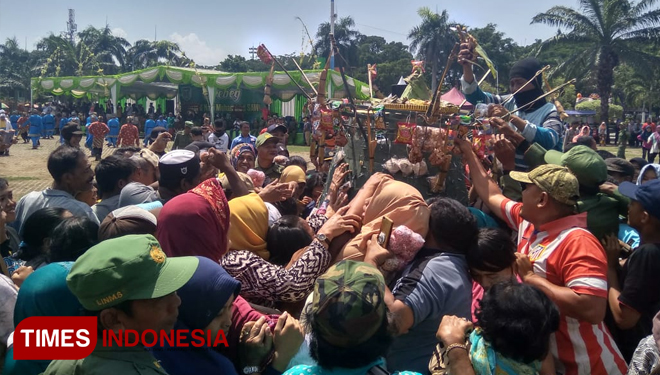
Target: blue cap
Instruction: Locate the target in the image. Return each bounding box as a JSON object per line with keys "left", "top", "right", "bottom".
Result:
{"left": 618, "top": 180, "right": 660, "bottom": 220}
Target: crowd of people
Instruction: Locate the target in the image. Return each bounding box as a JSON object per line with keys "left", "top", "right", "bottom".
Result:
{"left": 0, "top": 49, "right": 659, "bottom": 375}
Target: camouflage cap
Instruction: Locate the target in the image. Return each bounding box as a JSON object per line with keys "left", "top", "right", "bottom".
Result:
{"left": 311, "top": 260, "right": 386, "bottom": 348}
{"left": 510, "top": 164, "right": 580, "bottom": 205}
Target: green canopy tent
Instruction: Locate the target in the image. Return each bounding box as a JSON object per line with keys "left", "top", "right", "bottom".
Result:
{"left": 31, "top": 65, "right": 370, "bottom": 120}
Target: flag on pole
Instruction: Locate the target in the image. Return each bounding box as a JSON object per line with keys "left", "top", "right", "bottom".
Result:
{"left": 257, "top": 44, "right": 273, "bottom": 65}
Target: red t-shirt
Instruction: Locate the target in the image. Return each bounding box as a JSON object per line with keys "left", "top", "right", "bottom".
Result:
{"left": 500, "top": 199, "right": 627, "bottom": 375}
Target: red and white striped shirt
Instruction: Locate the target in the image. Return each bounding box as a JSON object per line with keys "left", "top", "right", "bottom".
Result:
{"left": 501, "top": 199, "right": 627, "bottom": 375}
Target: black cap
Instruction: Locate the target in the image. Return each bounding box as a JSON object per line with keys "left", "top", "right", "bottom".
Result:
{"left": 149, "top": 126, "right": 168, "bottom": 141}
{"left": 61, "top": 123, "right": 83, "bottom": 139}
{"left": 605, "top": 158, "right": 635, "bottom": 177}
{"left": 267, "top": 124, "right": 288, "bottom": 134}
{"left": 185, "top": 141, "right": 215, "bottom": 153}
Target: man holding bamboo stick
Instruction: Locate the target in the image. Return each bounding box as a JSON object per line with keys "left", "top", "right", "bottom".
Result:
{"left": 459, "top": 44, "right": 564, "bottom": 171}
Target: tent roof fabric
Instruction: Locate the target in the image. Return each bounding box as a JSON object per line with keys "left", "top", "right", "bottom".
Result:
{"left": 31, "top": 65, "right": 370, "bottom": 101}
{"left": 440, "top": 87, "right": 473, "bottom": 110}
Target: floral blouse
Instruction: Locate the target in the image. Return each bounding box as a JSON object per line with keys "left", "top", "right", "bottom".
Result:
{"left": 221, "top": 214, "right": 328, "bottom": 307}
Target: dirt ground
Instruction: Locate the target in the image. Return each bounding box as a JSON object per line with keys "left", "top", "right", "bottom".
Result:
{"left": 0, "top": 136, "right": 643, "bottom": 200}
{"left": 0, "top": 137, "right": 312, "bottom": 199}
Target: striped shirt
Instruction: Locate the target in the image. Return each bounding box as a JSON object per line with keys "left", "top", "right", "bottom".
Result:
{"left": 500, "top": 199, "right": 627, "bottom": 375}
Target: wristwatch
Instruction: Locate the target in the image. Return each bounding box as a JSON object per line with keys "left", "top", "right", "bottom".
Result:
{"left": 243, "top": 366, "right": 260, "bottom": 375}
{"left": 316, "top": 233, "right": 331, "bottom": 247}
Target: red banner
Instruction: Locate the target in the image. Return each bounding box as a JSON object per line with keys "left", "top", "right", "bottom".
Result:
{"left": 257, "top": 44, "right": 273, "bottom": 65}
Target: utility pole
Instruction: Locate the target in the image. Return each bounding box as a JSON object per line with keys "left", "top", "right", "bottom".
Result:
{"left": 249, "top": 46, "right": 257, "bottom": 60}
{"left": 330, "top": 0, "right": 336, "bottom": 69}
{"left": 66, "top": 9, "right": 77, "bottom": 45}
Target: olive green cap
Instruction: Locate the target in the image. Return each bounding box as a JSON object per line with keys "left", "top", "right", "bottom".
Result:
{"left": 510, "top": 164, "right": 580, "bottom": 205}
{"left": 544, "top": 146, "right": 607, "bottom": 188}
{"left": 66, "top": 234, "right": 199, "bottom": 311}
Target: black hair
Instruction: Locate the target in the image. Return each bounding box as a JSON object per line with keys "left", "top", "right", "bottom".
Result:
{"left": 596, "top": 150, "right": 616, "bottom": 160}
{"left": 17, "top": 207, "right": 69, "bottom": 261}
{"left": 309, "top": 311, "right": 395, "bottom": 369}
{"left": 467, "top": 228, "right": 516, "bottom": 272}
{"left": 575, "top": 136, "right": 596, "bottom": 148}
{"left": 287, "top": 156, "right": 308, "bottom": 171}
{"left": 47, "top": 146, "right": 85, "bottom": 183}
{"left": 113, "top": 146, "right": 142, "bottom": 157}
{"left": 267, "top": 216, "right": 313, "bottom": 266}
{"left": 303, "top": 172, "right": 326, "bottom": 198}
{"left": 427, "top": 197, "right": 478, "bottom": 253}
{"left": 95, "top": 156, "right": 136, "bottom": 198}
{"left": 0, "top": 177, "right": 8, "bottom": 191}
{"left": 476, "top": 281, "right": 560, "bottom": 364}
{"left": 191, "top": 126, "right": 202, "bottom": 136}
{"left": 214, "top": 119, "right": 226, "bottom": 129}
{"left": 273, "top": 197, "right": 299, "bottom": 216}
{"left": 49, "top": 216, "right": 99, "bottom": 262}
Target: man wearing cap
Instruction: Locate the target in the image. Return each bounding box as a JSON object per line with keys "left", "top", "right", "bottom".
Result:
{"left": 107, "top": 114, "right": 120, "bottom": 148}
{"left": 148, "top": 127, "right": 171, "bottom": 158}
{"left": 208, "top": 119, "right": 230, "bottom": 152}
{"left": 606, "top": 158, "right": 636, "bottom": 185}
{"left": 605, "top": 180, "right": 660, "bottom": 361}
{"left": 60, "top": 123, "right": 84, "bottom": 148}
{"left": 460, "top": 41, "right": 563, "bottom": 170}
{"left": 286, "top": 260, "right": 412, "bottom": 375}
{"left": 458, "top": 138, "right": 627, "bottom": 375}
{"left": 43, "top": 235, "right": 199, "bottom": 375}
{"left": 117, "top": 117, "right": 140, "bottom": 148}
{"left": 88, "top": 115, "right": 110, "bottom": 161}
{"left": 255, "top": 133, "right": 283, "bottom": 181}
{"left": 230, "top": 121, "right": 257, "bottom": 150}
{"left": 172, "top": 121, "right": 194, "bottom": 150}
{"left": 157, "top": 149, "right": 202, "bottom": 203}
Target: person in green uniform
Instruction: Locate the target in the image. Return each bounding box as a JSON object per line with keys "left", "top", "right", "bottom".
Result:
{"left": 255, "top": 132, "right": 283, "bottom": 182}
{"left": 172, "top": 121, "right": 194, "bottom": 150}
{"left": 43, "top": 234, "right": 199, "bottom": 375}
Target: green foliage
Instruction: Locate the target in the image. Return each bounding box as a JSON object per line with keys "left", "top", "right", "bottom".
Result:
{"left": 576, "top": 100, "right": 623, "bottom": 121}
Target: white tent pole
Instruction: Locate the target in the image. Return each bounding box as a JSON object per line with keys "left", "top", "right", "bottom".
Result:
{"left": 207, "top": 86, "right": 215, "bottom": 121}
{"left": 111, "top": 83, "right": 118, "bottom": 114}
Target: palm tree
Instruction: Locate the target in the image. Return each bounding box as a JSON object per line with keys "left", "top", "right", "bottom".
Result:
{"left": 126, "top": 40, "right": 184, "bottom": 71}
{"left": 78, "top": 25, "right": 130, "bottom": 74}
{"left": 532, "top": 0, "right": 660, "bottom": 125}
{"left": 0, "top": 38, "right": 32, "bottom": 99}
{"left": 408, "top": 8, "right": 458, "bottom": 93}
{"left": 314, "top": 16, "right": 361, "bottom": 68}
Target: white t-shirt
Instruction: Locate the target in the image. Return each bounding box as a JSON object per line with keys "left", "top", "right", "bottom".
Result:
{"left": 208, "top": 133, "right": 229, "bottom": 152}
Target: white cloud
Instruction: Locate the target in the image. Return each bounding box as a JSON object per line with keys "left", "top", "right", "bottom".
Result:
{"left": 111, "top": 28, "right": 128, "bottom": 39}
{"left": 169, "top": 33, "right": 227, "bottom": 66}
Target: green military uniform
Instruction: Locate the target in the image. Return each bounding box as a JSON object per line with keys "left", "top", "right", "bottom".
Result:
{"left": 43, "top": 342, "right": 169, "bottom": 375}
{"left": 42, "top": 235, "right": 199, "bottom": 375}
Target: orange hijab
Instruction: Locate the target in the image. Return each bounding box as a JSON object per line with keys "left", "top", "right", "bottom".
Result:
{"left": 335, "top": 175, "right": 430, "bottom": 262}
{"left": 228, "top": 193, "right": 270, "bottom": 260}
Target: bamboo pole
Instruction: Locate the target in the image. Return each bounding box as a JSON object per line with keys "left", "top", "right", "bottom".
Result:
{"left": 367, "top": 64, "right": 374, "bottom": 98}
{"left": 501, "top": 65, "right": 551, "bottom": 106}
{"left": 291, "top": 58, "right": 318, "bottom": 96}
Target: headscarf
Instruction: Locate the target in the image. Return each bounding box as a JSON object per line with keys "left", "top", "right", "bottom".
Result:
{"left": 157, "top": 178, "right": 230, "bottom": 261}
{"left": 151, "top": 256, "right": 241, "bottom": 375}
{"left": 6, "top": 262, "right": 82, "bottom": 375}
{"left": 637, "top": 164, "right": 660, "bottom": 185}
{"left": 573, "top": 126, "right": 591, "bottom": 142}
{"left": 227, "top": 193, "right": 269, "bottom": 260}
{"left": 230, "top": 143, "right": 257, "bottom": 170}
{"left": 336, "top": 174, "right": 430, "bottom": 262}
{"left": 279, "top": 166, "right": 306, "bottom": 184}
{"left": 509, "top": 58, "right": 545, "bottom": 112}
{"left": 469, "top": 328, "right": 541, "bottom": 375}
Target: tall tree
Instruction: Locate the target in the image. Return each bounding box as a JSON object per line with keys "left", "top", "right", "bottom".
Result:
{"left": 408, "top": 8, "right": 458, "bottom": 92}
{"left": 0, "top": 38, "right": 32, "bottom": 99}
{"left": 532, "top": 0, "right": 660, "bottom": 125}
{"left": 314, "top": 16, "right": 362, "bottom": 68}
{"left": 126, "top": 40, "right": 184, "bottom": 71}
{"left": 78, "top": 25, "right": 130, "bottom": 74}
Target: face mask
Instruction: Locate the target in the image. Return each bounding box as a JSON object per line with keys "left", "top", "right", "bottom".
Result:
{"left": 513, "top": 86, "right": 545, "bottom": 112}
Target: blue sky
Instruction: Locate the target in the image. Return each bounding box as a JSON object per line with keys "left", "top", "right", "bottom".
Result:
{"left": 0, "top": 0, "right": 577, "bottom": 66}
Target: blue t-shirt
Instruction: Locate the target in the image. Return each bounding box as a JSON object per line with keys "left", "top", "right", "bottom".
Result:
{"left": 42, "top": 114, "right": 55, "bottom": 129}
{"left": 144, "top": 119, "right": 156, "bottom": 136}
{"left": 59, "top": 117, "right": 68, "bottom": 129}
{"left": 619, "top": 223, "right": 640, "bottom": 250}
{"left": 156, "top": 119, "right": 168, "bottom": 128}
{"left": 230, "top": 134, "right": 257, "bottom": 149}
{"left": 107, "top": 118, "right": 120, "bottom": 135}
{"left": 387, "top": 248, "right": 472, "bottom": 374}
{"left": 27, "top": 115, "right": 42, "bottom": 134}
{"left": 9, "top": 114, "right": 19, "bottom": 127}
